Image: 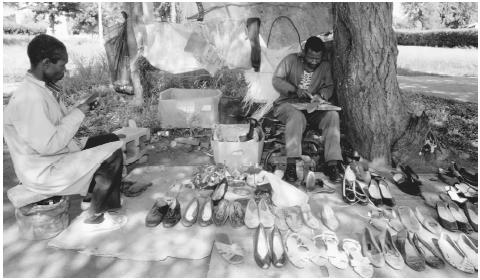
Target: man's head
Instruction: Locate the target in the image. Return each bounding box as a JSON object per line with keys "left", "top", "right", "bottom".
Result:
{"left": 303, "top": 36, "right": 325, "bottom": 71}
{"left": 27, "top": 34, "right": 68, "bottom": 83}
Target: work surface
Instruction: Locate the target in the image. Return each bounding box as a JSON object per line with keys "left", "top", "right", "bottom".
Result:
{"left": 3, "top": 148, "right": 478, "bottom": 278}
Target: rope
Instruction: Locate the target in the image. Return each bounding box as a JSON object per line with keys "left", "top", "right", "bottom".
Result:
{"left": 266, "top": 16, "right": 302, "bottom": 49}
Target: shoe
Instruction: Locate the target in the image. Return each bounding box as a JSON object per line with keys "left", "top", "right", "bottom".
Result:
{"left": 244, "top": 198, "right": 260, "bottom": 229}
{"left": 342, "top": 238, "right": 374, "bottom": 277}
{"left": 270, "top": 226, "right": 287, "bottom": 268}
{"left": 362, "top": 227, "right": 385, "bottom": 268}
{"left": 321, "top": 204, "right": 339, "bottom": 231}
{"left": 392, "top": 167, "right": 421, "bottom": 196}
{"left": 395, "top": 230, "right": 426, "bottom": 271}
{"left": 198, "top": 198, "right": 214, "bottom": 226}
{"left": 81, "top": 195, "right": 92, "bottom": 211}
{"left": 273, "top": 207, "right": 289, "bottom": 231}
{"left": 349, "top": 161, "right": 371, "bottom": 184}
{"left": 211, "top": 178, "right": 228, "bottom": 205}
{"left": 254, "top": 223, "right": 271, "bottom": 269}
{"left": 412, "top": 233, "right": 445, "bottom": 269}
{"left": 318, "top": 231, "right": 348, "bottom": 269}
{"left": 457, "top": 164, "right": 478, "bottom": 186}
{"left": 80, "top": 212, "right": 127, "bottom": 233}
{"left": 366, "top": 179, "right": 382, "bottom": 206}
{"left": 414, "top": 207, "right": 442, "bottom": 236}
{"left": 438, "top": 168, "right": 460, "bottom": 186}
{"left": 436, "top": 233, "right": 475, "bottom": 273}
{"left": 456, "top": 233, "right": 478, "bottom": 271}
{"left": 285, "top": 206, "right": 303, "bottom": 232}
{"left": 122, "top": 181, "right": 152, "bottom": 197}
{"left": 448, "top": 202, "right": 473, "bottom": 233}
{"left": 354, "top": 180, "right": 369, "bottom": 205}
{"left": 436, "top": 202, "right": 458, "bottom": 232}
{"left": 229, "top": 201, "right": 245, "bottom": 228}
{"left": 305, "top": 171, "right": 316, "bottom": 191}
{"left": 145, "top": 199, "right": 169, "bottom": 227}
{"left": 397, "top": 206, "right": 421, "bottom": 233}
{"left": 182, "top": 198, "right": 199, "bottom": 227}
{"left": 283, "top": 162, "right": 298, "bottom": 183}
{"left": 213, "top": 199, "right": 230, "bottom": 226}
{"left": 258, "top": 198, "right": 275, "bottom": 228}
{"left": 462, "top": 202, "right": 478, "bottom": 232}
{"left": 162, "top": 198, "right": 182, "bottom": 228}
{"left": 300, "top": 204, "right": 320, "bottom": 229}
{"left": 284, "top": 232, "right": 312, "bottom": 268}
{"left": 215, "top": 233, "right": 245, "bottom": 264}
{"left": 343, "top": 166, "right": 357, "bottom": 204}
{"left": 325, "top": 163, "right": 342, "bottom": 183}
{"left": 378, "top": 229, "right": 404, "bottom": 270}
{"left": 377, "top": 178, "right": 395, "bottom": 207}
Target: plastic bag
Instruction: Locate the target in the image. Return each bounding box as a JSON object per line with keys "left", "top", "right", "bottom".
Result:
{"left": 263, "top": 171, "right": 309, "bottom": 208}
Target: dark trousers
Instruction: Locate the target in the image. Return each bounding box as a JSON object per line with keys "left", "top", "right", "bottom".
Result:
{"left": 83, "top": 134, "right": 123, "bottom": 214}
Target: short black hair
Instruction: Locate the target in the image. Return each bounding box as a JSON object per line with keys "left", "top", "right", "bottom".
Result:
{"left": 304, "top": 36, "right": 325, "bottom": 53}
{"left": 27, "top": 34, "right": 67, "bottom": 67}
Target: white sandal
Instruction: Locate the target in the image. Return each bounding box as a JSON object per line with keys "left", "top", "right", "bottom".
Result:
{"left": 342, "top": 238, "right": 374, "bottom": 278}
{"left": 317, "top": 231, "right": 348, "bottom": 269}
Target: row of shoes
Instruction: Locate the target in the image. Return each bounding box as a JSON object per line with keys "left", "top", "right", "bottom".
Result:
{"left": 366, "top": 174, "right": 395, "bottom": 207}
{"left": 438, "top": 161, "right": 478, "bottom": 187}
{"left": 274, "top": 204, "right": 340, "bottom": 232}
{"left": 441, "top": 183, "right": 478, "bottom": 204}
{"left": 436, "top": 201, "right": 477, "bottom": 233}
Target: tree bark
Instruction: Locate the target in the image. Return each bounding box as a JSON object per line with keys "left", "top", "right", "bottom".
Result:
{"left": 333, "top": 3, "right": 415, "bottom": 165}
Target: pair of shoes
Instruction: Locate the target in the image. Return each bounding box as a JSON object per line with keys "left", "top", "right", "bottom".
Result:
{"left": 213, "top": 199, "right": 244, "bottom": 228}
{"left": 324, "top": 162, "right": 342, "bottom": 184}
{"left": 254, "top": 225, "right": 287, "bottom": 269}
{"left": 392, "top": 165, "right": 421, "bottom": 196}
{"left": 211, "top": 178, "right": 228, "bottom": 206}
{"left": 367, "top": 175, "right": 395, "bottom": 207}
{"left": 305, "top": 171, "right": 336, "bottom": 193}
{"left": 145, "top": 197, "right": 181, "bottom": 228}
{"left": 182, "top": 197, "right": 215, "bottom": 227}
{"left": 395, "top": 229, "right": 426, "bottom": 271}
{"left": 244, "top": 198, "right": 274, "bottom": 228}
{"left": 436, "top": 201, "right": 473, "bottom": 233}
{"left": 434, "top": 233, "right": 476, "bottom": 273}
{"left": 285, "top": 232, "right": 329, "bottom": 269}
{"left": 343, "top": 166, "right": 369, "bottom": 205}
{"left": 411, "top": 233, "right": 445, "bottom": 269}
{"left": 314, "top": 231, "right": 348, "bottom": 269}
{"left": 450, "top": 162, "right": 478, "bottom": 186}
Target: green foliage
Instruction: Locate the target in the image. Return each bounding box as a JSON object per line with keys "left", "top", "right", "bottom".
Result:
{"left": 70, "top": 3, "right": 98, "bottom": 34}
{"left": 3, "top": 22, "right": 46, "bottom": 35}
{"left": 439, "top": 2, "right": 478, "bottom": 29}
{"left": 396, "top": 28, "right": 477, "bottom": 47}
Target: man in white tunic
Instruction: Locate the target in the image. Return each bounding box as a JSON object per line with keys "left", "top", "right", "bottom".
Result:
{"left": 4, "top": 34, "right": 126, "bottom": 229}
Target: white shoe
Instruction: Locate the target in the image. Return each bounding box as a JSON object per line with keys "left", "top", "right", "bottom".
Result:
{"left": 80, "top": 212, "right": 128, "bottom": 233}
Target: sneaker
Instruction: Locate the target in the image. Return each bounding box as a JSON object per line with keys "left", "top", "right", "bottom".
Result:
{"left": 283, "top": 163, "right": 298, "bottom": 183}
{"left": 325, "top": 164, "right": 342, "bottom": 183}
{"left": 81, "top": 212, "right": 128, "bottom": 232}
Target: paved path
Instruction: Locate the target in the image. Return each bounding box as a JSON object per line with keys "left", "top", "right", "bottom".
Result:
{"left": 397, "top": 75, "right": 478, "bottom": 103}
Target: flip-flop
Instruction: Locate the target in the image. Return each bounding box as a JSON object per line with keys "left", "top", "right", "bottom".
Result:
{"left": 215, "top": 233, "right": 245, "bottom": 265}
{"left": 435, "top": 233, "right": 475, "bottom": 274}
{"left": 462, "top": 202, "right": 478, "bottom": 232}
{"left": 412, "top": 233, "right": 445, "bottom": 269}
{"left": 414, "top": 207, "right": 442, "bottom": 236}
{"left": 319, "top": 231, "right": 348, "bottom": 269}
{"left": 397, "top": 206, "right": 421, "bottom": 233}
{"left": 436, "top": 202, "right": 458, "bottom": 232}
{"left": 342, "top": 238, "right": 374, "bottom": 278}
{"left": 284, "top": 232, "right": 311, "bottom": 269}
{"left": 448, "top": 202, "right": 473, "bottom": 233}
{"left": 456, "top": 233, "right": 478, "bottom": 271}
{"left": 300, "top": 204, "right": 321, "bottom": 230}
{"left": 321, "top": 204, "right": 340, "bottom": 231}
{"left": 285, "top": 206, "right": 304, "bottom": 232}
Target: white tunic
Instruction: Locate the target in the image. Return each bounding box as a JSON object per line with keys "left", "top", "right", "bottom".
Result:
{"left": 3, "top": 73, "right": 123, "bottom": 196}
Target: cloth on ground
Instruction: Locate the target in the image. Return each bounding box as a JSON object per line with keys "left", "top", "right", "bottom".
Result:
{"left": 48, "top": 166, "right": 216, "bottom": 261}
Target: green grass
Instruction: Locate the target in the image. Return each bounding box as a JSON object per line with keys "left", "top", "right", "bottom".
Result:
{"left": 397, "top": 45, "right": 478, "bottom": 77}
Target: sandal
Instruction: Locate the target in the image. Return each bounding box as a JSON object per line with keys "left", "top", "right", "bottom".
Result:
{"left": 285, "top": 206, "right": 304, "bottom": 232}
{"left": 342, "top": 238, "right": 374, "bottom": 278}
{"left": 414, "top": 207, "right": 442, "bottom": 236}
{"left": 300, "top": 204, "right": 321, "bottom": 230}
{"left": 318, "top": 231, "right": 348, "bottom": 269}
{"left": 215, "top": 233, "right": 245, "bottom": 265}
{"left": 321, "top": 204, "right": 340, "bottom": 231}
{"left": 284, "top": 232, "right": 311, "bottom": 268}
{"left": 343, "top": 166, "right": 357, "bottom": 204}
{"left": 311, "top": 235, "right": 329, "bottom": 267}
{"left": 354, "top": 181, "right": 370, "bottom": 205}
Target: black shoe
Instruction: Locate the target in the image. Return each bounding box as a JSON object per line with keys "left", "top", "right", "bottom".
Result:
{"left": 283, "top": 163, "right": 298, "bottom": 183}
{"left": 162, "top": 198, "right": 182, "bottom": 228}
{"left": 325, "top": 164, "right": 342, "bottom": 183}
{"left": 145, "top": 199, "right": 169, "bottom": 227}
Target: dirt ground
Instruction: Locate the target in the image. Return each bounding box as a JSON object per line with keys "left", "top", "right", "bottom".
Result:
{"left": 3, "top": 142, "right": 478, "bottom": 277}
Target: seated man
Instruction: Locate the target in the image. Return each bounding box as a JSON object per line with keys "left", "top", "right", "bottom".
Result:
{"left": 3, "top": 34, "right": 126, "bottom": 230}
{"left": 272, "top": 36, "right": 342, "bottom": 183}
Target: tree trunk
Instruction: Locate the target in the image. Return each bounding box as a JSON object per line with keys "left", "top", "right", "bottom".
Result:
{"left": 333, "top": 3, "right": 419, "bottom": 165}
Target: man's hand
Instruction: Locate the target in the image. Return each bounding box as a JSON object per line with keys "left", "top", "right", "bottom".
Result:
{"left": 297, "top": 88, "right": 313, "bottom": 99}
{"left": 76, "top": 92, "right": 99, "bottom": 114}
{"left": 311, "top": 95, "right": 329, "bottom": 104}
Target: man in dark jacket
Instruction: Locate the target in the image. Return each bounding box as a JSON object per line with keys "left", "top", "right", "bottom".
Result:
{"left": 272, "top": 36, "right": 342, "bottom": 183}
